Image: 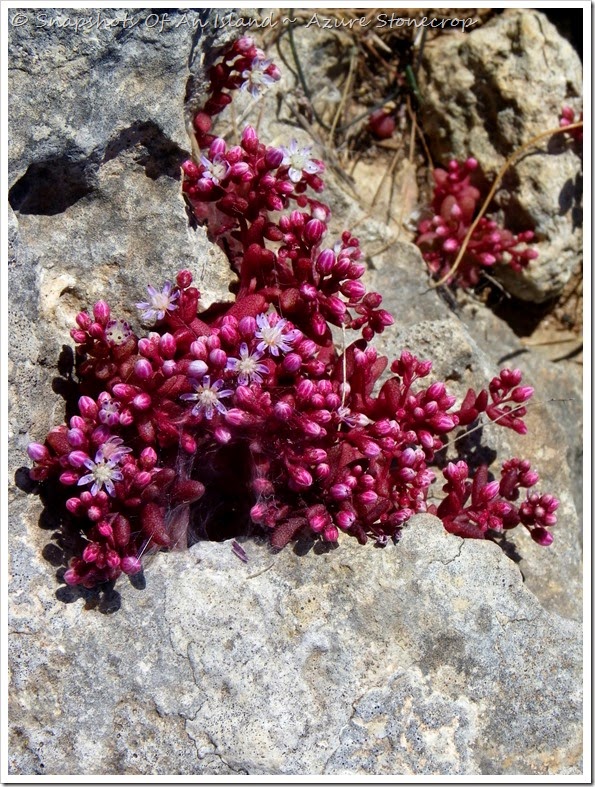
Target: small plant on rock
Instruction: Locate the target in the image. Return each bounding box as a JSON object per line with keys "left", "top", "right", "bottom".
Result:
{"left": 27, "top": 37, "right": 559, "bottom": 590}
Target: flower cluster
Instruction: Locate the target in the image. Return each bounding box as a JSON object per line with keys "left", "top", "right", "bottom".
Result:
{"left": 27, "top": 38, "right": 559, "bottom": 590}
{"left": 415, "top": 158, "right": 539, "bottom": 288}
{"left": 435, "top": 459, "right": 559, "bottom": 547}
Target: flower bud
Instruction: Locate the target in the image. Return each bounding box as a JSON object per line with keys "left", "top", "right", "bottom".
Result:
{"left": 162, "top": 360, "right": 177, "bottom": 377}
{"left": 303, "top": 219, "right": 326, "bottom": 245}
{"left": 93, "top": 300, "right": 110, "bottom": 324}
{"left": 188, "top": 360, "right": 209, "bottom": 378}
{"left": 282, "top": 353, "right": 302, "bottom": 374}
{"left": 122, "top": 556, "right": 143, "bottom": 575}
{"left": 68, "top": 450, "right": 89, "bottom": 468}
{"left": 315, "top": 463, "right": 330, "bottom": 480}
{"left": 340, "top": 280, "right": 366, "bottom": 299}
{"left": 531, "top": 527, "right": 554, "bottom": 546}
{"left": 27, "top": 442, "right": 49, "bottom": 462}
{"left": 132, "top": 393, "right": 152, "bottom": 411}
{"left": 241, "top": 125, "right": 258, "bottom": 152}
{"left": 159, "top": 333, "right": 176, "bottom": 359}
{"left": 140, "top": 447, "right": 157, "bottom": 469}
{"left": 134, "top": 358, "right": 153, "bottom": 380}
{"left": 322, "top": 524, "right": 339, "bottom": 542}
{"left": 330, "top": 483, "right": 351, "bottom": 501}
{"left": 209, "top": 348, "right": 227, "bottom": 367}
{"left": 66, "top": 497, "right": 83, "bottom": 515}
{"left": 511, "top": 386, "right": 534, "bottom": 403}
{"left": 78, "top": 396, "right": 98, "bottom": 419}
{"left": 316, "top": 249, "right": 335, "bottom": 275}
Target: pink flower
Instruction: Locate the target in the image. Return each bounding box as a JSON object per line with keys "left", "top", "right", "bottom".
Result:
{"left": 77, "top": 450, "right": 125, "bottom": 496}
{"left": 240, "top": 57, "right": 278, "bottom": 98}
{"left": 226, "top": 343, "right": 268, "bottom": 385}
{"left": 136, "top": 281, "right": 179, "bottom": 323}
{"left": 254, "top": 313, "right": 297, "bottom": 357}
{"left": 180, "top": 375, "right": 233, "bottom": 419}
{"left": 280, "top": 140, "right": 323, "bottom": 183}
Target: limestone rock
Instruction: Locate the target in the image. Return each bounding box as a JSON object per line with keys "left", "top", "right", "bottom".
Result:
{"left": 418, "top": 9, "right": 583, "bottom": 302}
{"left": 8, "top": 518, "right": 582, "bottom": 775}
{"left": 8, "top": 10, "right": 583, "bottom": 778}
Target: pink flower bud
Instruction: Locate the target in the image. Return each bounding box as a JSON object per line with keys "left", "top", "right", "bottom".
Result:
{"left": 274, "top": 401, "right": 293, "bottom": 420}
{"left": 162, "top": 360, "right": 177, "bottom": 377}
{"left": 159, "top": 333, "right": 176, "bottom": 359}
{"left": 60, "top": 471, "right": 79, "bottom": 486}
{"left": 134, "top": 359, "right": 153, "bottom": 380}
{"left": 296, "top": 379, "right": 315, "bottom": 401}
{"left": 341, "top": 280, "right": 366, "bottom": 299}
{"left": 70, "top": 329, "right": 88, "bottom": 344}
{"left": 27, "top": 442, "right": 49, "bottom": 462}
{"left": 63, "top": 568, "right": 79, "bottom": 585}
{"left": 330, "top": 483, "right": 351, "bottom": 501}
{"left": 316, "top": 249, "right": 335, "bottom": 275}
{"left": 250, "top": 503, "right": 267, "bottom": 524}
{"left": 362, "top": 441, "right": 381, "bottom": 458}
{"left": 138, "top": 337, "right": 155, "bottom": 358}
{"left": 93, "top": 300, "right": 110, "bottom": 324}
{"left": 358, "top": 490, "right": 378, "bottom": 505}
{"left": 182, "top": 159, "right": 200, "bottom": 179}
{"left": 209, "top": 348, "right": 227, "bottom": 367}
{"left": 78, "top": 396, "right": 98, "bottom": 419}
{"left": 290, "top": 466, "right": 313, "bottom": 488}
{"left": 265, "top": 147, "right": 284, "bottom": 168}
{"left": 238, "top": 316, "right": 257, "bottom": 337}
{"left": 132, "top": 393, "right": 152, "bottom": 411}
{"left": 336, "top": 510, "right": 355, "bottom": 530}
{"left": 214, "top": 426, "right": 232, "bottom": 444}
{"left": 66, "top": 497, "right": 83, "bottom": 515}
{"left": 135, "top": 471, "right": 152, "bottom": 487}
{"left": 119, "top": 410, "right": 134, "bottom": 426}
{"left": 302, "top": 420, "right": 322, "bottom": 438}
{"left": 303, "top": 219, "right": 326, "bottom": 245}
{"left": 140, "top": 447, "right": 157, "bottom": 469}
{"left": 282, "top": 353, "right": 302, "bottom": 373}
{"left": 75, "top": 311, "right": 92, "bottom": 330}
{"left": 315, "top": 463, "right": 330, "bottom": 480}
{"left": 180, "top": 434, "right": 197, "bottom": 453}
{"left": 511, "top": 386, "right": 534, "bottom": 403}
{"left": 531, "top": 527, "right": 554, "bottom": 546}
{"left": 326, "top": 297, "right": 346, "bottom": 319}
{"left": 241, "top": 125, "right": 258, "bottom": 152}
{"left": 188, "top": 360, "right": 209, "bottom": 378}
{"left": 83, "top": 543, "right": 101, "bottom": 563}
{"left": 225, "top": 408, "right": 251, "bottom": 427}
{"left": 68, "top": 450, "right": 89, "bottom": 468}
{"left": 322, "top": 524, "right": 339, "bottom": 542}
{"left": 122, "top": 556, "right": 143, "bottom": 575}
{"left": 479, "top": 480, "right": 501, "bottom": 503}
{"left": 209, "top": 137, "right": 227, "bottom": 157}
{"left": 230, "top": 161, "right": 251, "bottom": 178}
{"left": 443, "top": 238, "right": 459, "bottom": 253}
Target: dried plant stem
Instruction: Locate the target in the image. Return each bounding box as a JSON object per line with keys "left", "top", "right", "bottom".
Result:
{"left": 328, "top": 50, "right": 357, "bottom": 145}
{"left": 431, "top": 120, "right": 584, "bottom": 288}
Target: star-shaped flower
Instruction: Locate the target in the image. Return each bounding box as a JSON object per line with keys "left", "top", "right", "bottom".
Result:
{"left": 136, "top": 281, "right": 179, "bottom": 323}
{"left": 180, "top": 376, "right": 234, "bottom": 419}
{"left": 226, "top": 344, "right": 269, "bottom": 385}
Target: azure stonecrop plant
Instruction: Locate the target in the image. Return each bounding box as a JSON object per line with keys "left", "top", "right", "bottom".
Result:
{"left": 28, "top": 36, "right": 559, "bottom": 590}
{"left": 415, "top": 157, "right": 539, "bottom": 288}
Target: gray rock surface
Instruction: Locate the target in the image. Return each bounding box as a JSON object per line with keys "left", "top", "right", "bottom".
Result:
{"left": 418, "top": 9, "right": 583, "bottom": 302}
{"left": 8, "top": 517, "right": 582, "bottom": 775}
{"left": 8, "top": 9, "right": 583, "bottom": 777}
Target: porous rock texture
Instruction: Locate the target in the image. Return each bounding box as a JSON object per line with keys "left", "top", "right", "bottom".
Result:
{"left": 8, "top": 8, "right": 583, "bottom": 777}
{"left": 418, "top": 8, "right": 583, "bottom": 303}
